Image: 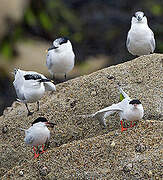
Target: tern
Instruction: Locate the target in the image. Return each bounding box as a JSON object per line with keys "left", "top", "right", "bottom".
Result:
{"left": 46, "top": 37, "right": 75, "bottom": 79}
{"left": 13, "top": 68, "right": 56, "bottom": 116}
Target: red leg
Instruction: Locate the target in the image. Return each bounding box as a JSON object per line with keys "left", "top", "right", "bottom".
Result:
{"left": 129, "top": 121, "right": 133, "bottom": 128}
{"left": 33, "top": 146, "right": 39, "bottom": 158}
{"left": 40, "top": 144, "right": 47, "bottom": 154}
{"left": 121, "top": 120, "right": 127, "bottom": 132}
{"left": 133, "top": 120, "right": 137, "bottom": 127}
{"left": 129, "top": 120, "right": 137, "bottom": 128}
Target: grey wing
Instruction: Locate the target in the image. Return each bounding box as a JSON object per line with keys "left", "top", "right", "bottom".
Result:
{"left": 126, "top": 34, "right": 130, "bottom": 49}
{"left": 126, "top": 29, "right": 132, "bottom": 49}
{"left": 150, "top": 30, "right": 155, "bottom": 53}
{"left": 94, "top": 103, "right": 123, "bottom": 127}
{"left": 38, "top": 73, "right": 56, "bottom": 91}
{"left": 24, "top": 134, "right": 34, "bottom": 145}
{"left": 44, "top": 82, "right": 56, "bottom": 91}
{"left": 46, "top": 52, "right": 53, "bottom": 69}
{"left": 13, "top": 71, "right": 25, "bottom": 101}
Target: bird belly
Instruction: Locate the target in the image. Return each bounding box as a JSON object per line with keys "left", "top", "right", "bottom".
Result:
{"left": 26, "top": 128, "right": 50, "bottom": 146}
{"left": 128, "top": 39, "right": 152, "bottom": 56}
{"left": 128, "top": 28, "right": 153, "bottom": 56}
{"left": 24, "top": 86, "right": 45, "bottom": 103}
{"left": 124, "top": 109, "right": 143, "bottom": 121}
{"left": 50, "top": 51, "right": 74, "bottom": 74}
{"left": 31, "top": 135, "right": 48, "bottom": 146}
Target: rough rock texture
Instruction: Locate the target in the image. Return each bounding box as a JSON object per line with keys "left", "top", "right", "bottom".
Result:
{"left": 0, "top": 54, "right": 162, "bottom": 179}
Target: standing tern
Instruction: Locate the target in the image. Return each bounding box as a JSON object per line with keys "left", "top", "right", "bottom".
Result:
{"left": 126, "top": 11, "right": 155, "bottom": 56}
{"left": 13, "top": 68, "right": 56, "bottom": 116}
{"left": 20, "top": 117, "right": 55, "bottom": 158}
{"left": 46, "top": 37, "right": 75, "bottom": 79}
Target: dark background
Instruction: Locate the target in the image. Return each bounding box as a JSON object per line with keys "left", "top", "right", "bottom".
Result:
{"left": 0, "top": 0, "right": 163, "bottom": 115}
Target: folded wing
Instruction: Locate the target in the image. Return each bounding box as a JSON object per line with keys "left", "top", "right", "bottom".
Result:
{"left": 25, "top": 70, "right": 56, "bottom": 92}
{"left": 13, "top": 70, "right": 26, "bottom": 101}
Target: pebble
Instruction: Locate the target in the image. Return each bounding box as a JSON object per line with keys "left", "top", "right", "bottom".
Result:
{"left": 70, "top": 100, "right": 77, "bottom": 108}
{"left": 19, "top": 170, "right": 24, "bottom": 176}
{"left": 91, "top": 91, "right": 97, "bottom": 96}
{"left": 40, "top": 166, "right": 48, "bottom": 176}
{"left": 107, "top": 75, "right": 115, "bottom": 80}
{"left": 2, "top": 125, "right": 8, "bottom": 133}
{"left": 122, "top": 165, "right": 131, "bottom": 173}
{"left": 110, "top": 141, "right": 115, "bottom": 147}
{"left": 122, "top": 163, "right": 133, "bottom": 173}
{"left": 135, "top": 144, "right": 146, "bottom": 153}
{"left": 148, "top": 170, "right": 152, "bottom": 177}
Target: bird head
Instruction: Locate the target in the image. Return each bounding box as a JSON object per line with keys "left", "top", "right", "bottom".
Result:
{"left": 32, "top": 117, "right": 56, "bottom": 128}
{"left": 135, "top": 11, "right": 144, "bottom": 21}
{"left": 47, "top": 37, "right": 72, "bottom": 52}
{"left": 129, "top": 99, "right": 142, "bottom": 109}
{"left": 131, "top": 11, "right": 147, "bottom": 26}
{"left": 13, "top": 68, "right": 19, "bottom": 76}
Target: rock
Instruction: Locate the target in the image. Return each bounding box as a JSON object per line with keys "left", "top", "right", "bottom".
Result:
{"left": 39, "top": 167, "right": 48, "bottom": 176}
{"left": 110, "top": 141, "right": 115, "bottom": 147}
{"left": 148, "top": 170, "right": 152, "bottom": 177}
{"left": 91, "top": 91, "right": 97, "bottom": 96}
{"left": 0, "top": 54, "right": 162, "bottom": 179}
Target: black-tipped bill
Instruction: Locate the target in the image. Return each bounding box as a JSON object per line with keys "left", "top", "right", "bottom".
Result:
{"left": 39, "top": 78, "right": 52, "bottom": 83}
{"left": 46, "top": 122, "right": 56, "bottom": 128}
{"left": 48, "top": 46, "right": 58, "bottom": 51}
{"left": 137, "top": 15, "right": 142, "bottom": 21}
{"left": 135, "top": 11, "right": 144, "bottom": 21}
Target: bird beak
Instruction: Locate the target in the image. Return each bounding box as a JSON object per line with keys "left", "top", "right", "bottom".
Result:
{"left": 46, "top": 122, "right": 56, "bottom": 128}
{"left": 134, "top": 104, "right": 138, "bottom": 108}
{"left": 137, "top": 15, "right": 142, "bottom": 21}
{"left": 47, "top": 46, "right": 58, "bottom": 51}
{"left": 39, "top": 79, "right": 51, "bottom": 83}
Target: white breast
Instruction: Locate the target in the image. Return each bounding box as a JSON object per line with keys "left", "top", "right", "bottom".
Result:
{"left": 127, "top": 24, "right": 154, "bottom": 56}
{"left": 25, "top": 125, "right": 50, "bottom": 146}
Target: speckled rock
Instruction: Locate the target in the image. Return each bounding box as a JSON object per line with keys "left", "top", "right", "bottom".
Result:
{"left": 0, "top": 54, "right": 162, "bottom": 179}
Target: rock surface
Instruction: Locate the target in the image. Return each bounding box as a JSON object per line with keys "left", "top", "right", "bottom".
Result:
{"left": 0, "top": 54, "right": 162, "bottom": 179}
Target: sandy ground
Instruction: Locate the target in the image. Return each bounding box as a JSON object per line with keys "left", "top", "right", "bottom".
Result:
{"left": 0, "top": 54, "right": 162, "bottom": 179}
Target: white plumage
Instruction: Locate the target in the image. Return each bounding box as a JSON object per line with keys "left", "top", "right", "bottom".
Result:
{"left": 126, "top": 11, "right": 155, "bottom": 56}
{"left": 13, "top": 68, "right": 56, "bottom": 115}
{"left": 46, "top": 37, "right": 75, "bottom": 79}
{"left": 21, "top": 117, "right": 54, "bottom": 158}
{"left": 24, "top": 122, "right": 50, "bottom": 147}
{"left": 84, "top": 86, "right": 144, "bottom": 132}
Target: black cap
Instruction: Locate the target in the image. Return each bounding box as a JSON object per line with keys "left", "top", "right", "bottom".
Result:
{"left": 32, "top": 117, "right": 48, "bottom": 126}
{"left": 129, "top": 99, "right": 141, "bottom": 105}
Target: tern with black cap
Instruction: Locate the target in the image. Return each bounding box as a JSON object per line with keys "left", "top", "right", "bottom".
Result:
{"left": 126, "top": 11, "right": 155, "bottom": 56}
{"left": 46, "top": 37, "right": 75, "bottom": 79}
{"left": 81, "top": 85, "right": 144, "bottom": 132}
{"left": 13, "top": 69, "right": 56, "bottom": 116}
{"left": 20, "top": 117, "right": 55, "bottom": 158}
